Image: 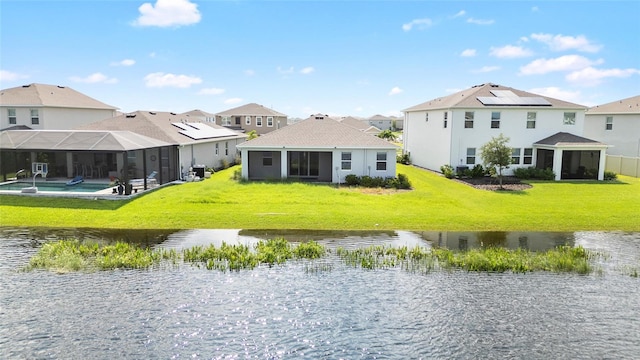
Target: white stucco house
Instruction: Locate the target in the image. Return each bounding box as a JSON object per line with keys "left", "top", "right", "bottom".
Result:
{"left": 403, "top": 83, "right": 608, "bottom": 180}
{"left": 236, "top": 114, "right": 398, "bottom": 183}
{"left": 0, "top": 83, "right": 118, "bottom": 130}
{"left": 584, "top": 95, "right": 640, "bottom": 158}
{"left": 79, "top": 110, "right": 247, "bottom": 178}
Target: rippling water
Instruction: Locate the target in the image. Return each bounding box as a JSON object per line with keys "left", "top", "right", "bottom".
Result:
{"left": 1, "top": 229, "right": 639, "bottom": 359}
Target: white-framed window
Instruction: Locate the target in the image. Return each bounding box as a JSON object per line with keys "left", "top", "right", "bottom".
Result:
{"left": 443, "top": 112, "right": 448, "bottom": 128}
{"left": 215, "top": 143, "right": 219, "bottom": 156}
{"left": 425, "top": 112, "right": 429, "bottom": 122}
{"left": 491, "top": 111, "right": 500, "bottom": 129}
{"left": 511, "top": 148, "right": 521, "bottom": 164}
{"left": 376, "top": 152, "right": 387, "bottom": 171}
{"left": 262, "top": 152, "right": 273, "bottom": 166}
{"left": 466, "top": 148, "right": 476, "bottom": 165}
{"left": 225, "top": 142, "right": 229, "bottom": 156}
{"left": 527, "top": 112, "right": 536, "bottom": 129}
{"left": 523, "top": 148, "right": 533, "bottom": 164}
{"left": 30, "top": 109, "right": 39, "bottom": 125}
{"left": 464, "top": 111, "right": 474, "bottom": 128}
{"left": 256, "top": 116, "right": 262, "bottom": 127}
{"left": 341, "top": 152, "right": 352, "bottom": 170}
{"left": 563, "top": 112, "right": 576, "bottom": 125}
{"left": 221, "top": 116, "right": 232, "bottom": 126}
{"left": 267, "top": 116, "right": 274, "bottom": 127}
{"left": 606, "top": 116, "right": 613, "bottom": 130}
{"left": 7, "top": 108, "right": 16, "bottom": 125}
{"left": 245, "top": 116, "right": 251, "bottom": 126}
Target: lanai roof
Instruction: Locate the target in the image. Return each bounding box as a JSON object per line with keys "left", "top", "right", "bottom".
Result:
{"left": 0, "top": 83, "right": 118, "bottom": 110}
{"left": 534, "top": 132, "right": 606, "bottom": 147}
{"left": 404, "top": 83, "right": 586, "bottom": 112}
{"left": 237, "top": 115, "right": 397, "bottom": 149}
{"left": 0, "top": 130, "right": 171, "bottom": 151}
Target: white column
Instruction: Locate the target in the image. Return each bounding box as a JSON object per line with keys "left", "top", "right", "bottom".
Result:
{"left": 280, "top": 150, "right": 288, "bottom": 179}
{"left": 241, "top": 149, "right": 249, "bottom": 179}
{"left": 597, "top": 149, "right": 607, "bottom": 180}
{"left": 553, "top": 149, "right": 563, "bottom": 181}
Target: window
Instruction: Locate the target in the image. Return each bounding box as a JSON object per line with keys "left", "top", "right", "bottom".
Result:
{"left": 606, "top": 116, "right": 613, "bottom": 130}
{"left": 8, "top": 109, "right": 16, "bottom": 124}
{"left": 527, "top": 112, "right": 536, "bottom": 129}
{"left": 267, "top": 116, "right": 274, "bottom": 127}
{"left": 443, "top": 112, "right": 448, "bottom": 128}
{"left": 425, "top": 112, "right": 429, "bottom": 122}
{"left": 262, "top": 152, "right": 273, "bottom": 166}
{"left": 523, "top": 148, "right": 533, "bottom": 164}
{"left": 376, "top": 152, "right": 387, "bottom": 171}
{"left": 466, "top": 148, "right": 476, "bottom": 165}
{"left": 225, "top": 142, "right": 229, "bottom": 156}
{"left": 341, "top": 152, "right": 352, "bottom": 170}
{"left": 30, "top": 109, "right": 39, "bottom": 125}
{"left": 215, "top": 143, "right": 219, "bottom": 156}
{"left": 256, "top": 116, "right": 262, "bottom": 127}
{"left": 221, "top": 116, "right": 231, "bottom": 126}
{"left": 235, "top": 116, "right": 241, "bottom": 125}
{"left": 491, "top": 112, "right": 500, "bottom": 129}
{"left": 511, "top": 148, "right": 521, "bottom": 164}
{"left": 245, "top": 116, "right": 251, "bottom": 126}
{"left": 464, "top": 112, "right": 474, "bottom": 128}
{"left": 563, "top": 112, "right": 576, "bottom": 125}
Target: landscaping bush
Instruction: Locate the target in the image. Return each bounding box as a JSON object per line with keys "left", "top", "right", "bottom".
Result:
{"left": 440, "top": 164, "right": 455, "bottom": 179}
{"left": 360, "top": 175, "right": 374, "bottom": 187}
{"left": 342, "top": 174, "right": 411, "bottom": 189}
{"left": 604, "top": 171, "right": 617, "bottom": 180}
{"left": 396, "top": 153, "right": 411, "bottom": 165}
{"left": 345, "top": 174, "right": 360, "bottom": 186}
{"left": 470, "top": 164, "right": 486, "bottom": 178}
{"left": 513, "top": 166, "right": 555, "bottom": 180}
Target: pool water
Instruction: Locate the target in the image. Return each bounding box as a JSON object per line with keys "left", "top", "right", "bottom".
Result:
{"left": 0, "top": 181, "right": 111, "bottom": 193}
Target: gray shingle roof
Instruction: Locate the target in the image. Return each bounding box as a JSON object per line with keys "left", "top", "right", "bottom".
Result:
{"left": 0, "top": 129, "right": 170, "bottom": 151}
{"left": 0, "top": 83, "right": 118, "bottom": 110}
{"left": 339, "top": 116, "right": 370, "bottom": 131}
{"left": 214, "top": 103, "right": 287, "bottom": 117}
{"left": 586, "top": 95, "right": 640, "bottom": 114}
{"left": 237, "top": 115, "right": 397, "bottom": 149}
{"left": 78, "top": 110, "right": 246, "bottom": 145}
{"left": 403, "top": 83, "right": 586, "bottom": 112}
{"left": 534, "top": 132, "right": 604, "bottom": 146}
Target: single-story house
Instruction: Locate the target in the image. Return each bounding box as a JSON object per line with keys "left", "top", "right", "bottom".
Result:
{"left": 236, "top": 114, "right": 398, "bottom": 183}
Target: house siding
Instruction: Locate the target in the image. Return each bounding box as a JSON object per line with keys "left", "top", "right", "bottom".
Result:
{"left": 1, "top": 106, "right": 116, "bottom": 130}
{"left": 584, "top": 114, "right": 640, "bottom": 157}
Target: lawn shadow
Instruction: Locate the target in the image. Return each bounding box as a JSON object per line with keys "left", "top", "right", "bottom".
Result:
{"left": 0, "top": 195, "right": 129, "bottom": 210}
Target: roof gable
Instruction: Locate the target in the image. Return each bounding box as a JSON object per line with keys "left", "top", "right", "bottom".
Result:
{"left": 534, "top": 132, "right": 604, "bottom": 146}
{"left": 237, "top": 116, "right": 397, "bottom": 149}
{"left": 587, "top": 95, "right": 640, "bottom": 114}
{"left": 0, "top": 83, "right": 118, "bottom": 110}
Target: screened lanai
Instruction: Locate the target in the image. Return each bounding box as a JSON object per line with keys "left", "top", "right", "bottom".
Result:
{"left": 0, "top": 130, "right": 179, "bottom": 186}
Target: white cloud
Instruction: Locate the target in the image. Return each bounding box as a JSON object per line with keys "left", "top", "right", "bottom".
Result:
{"left": 467, "top": 18, "right": 494, "bottom": 25}
{"left": 149, "top": 52, "right": 157, "bottom": 58}
{"left": 133, "top": 0, "right": 201, "bottom": 28}
{"left": 490, "top": 45, "right": 533, "bottom": 58}
{"left": 198, "top": 87, "right": 225, "bottom": 95}
{"left": 70, "top": 72, "right": 118, "bottom": 84}
{"left": 528, "top": 87, "right": 583, "bottom": 104}
{"left": 531, "top": 33, "right": 602, "bottom": 53}
{"left": 110, "top": 59, "right": 136, "bottom": 67}
{"left": 531, "top": 6, "right": 539, "bottom": 12}
{"left": 0, "top": 70, "right": 28, "bottom": 82}
{"left": 461, "top": 49, "right": 476, "bottom": 57}
{"left": 389, "top": 86, "right": 403, "bottom": 96}
{"left": 452, "top": 10, "right": 466, "bottom": 18}
{"left": 473, "top": 66, "right": 501, "bottom": 73}
{"left": 402, "top": 18, "right": 432, "bottom": 31}
{"left": 144, "top": 72, "right": 202, "bottom": 88}
{"left": 277, "top": 66, "right": 294, "bottom": 74}
{"left": 519, "top": 55, "right": 604, "bottom": 75}
{"left": 354, "top": 106, "right": 364, "bottom": 113}
{"left": 566, "top": 67, "right": 640, "bottom": 86}
{"left": 300, "top": 66, "right": 315, "bottom": 75}
{"left": 224, "top": 98, "right": 243, "bottom": 105}
{"left": 244, "top": 69, "right": 255, "bottom": 76}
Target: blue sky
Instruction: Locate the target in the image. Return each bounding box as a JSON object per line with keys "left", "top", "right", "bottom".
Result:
{"left": 1, "top": 0, "right": 639, "bottom": 119}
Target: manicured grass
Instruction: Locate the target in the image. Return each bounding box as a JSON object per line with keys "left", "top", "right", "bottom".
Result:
{"left": 1, "top": 164, "right": 639, "bottom": 231}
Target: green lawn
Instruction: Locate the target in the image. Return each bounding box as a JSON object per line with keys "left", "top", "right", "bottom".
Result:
{"left": 1, "top": 164, "right": 638, "bottom": 231}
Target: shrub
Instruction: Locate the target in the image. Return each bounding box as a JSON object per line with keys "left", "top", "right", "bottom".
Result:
{"left": 440, "top": 164, "right": 455, "bottom": 179}
{"left": 221, "top": 159, "right": 230, "bottom": 169}
{"left": 345, "top": 174, "right": 360, "bottom": 186}
{"left": 396, "top": 153, "right": 411, "bottom": 165}
{"left": 604, "top": 171, "right": 617, "bottom": 180}
{"left": 513, "top": 166, "right": 555, "bottom": 180}
{"left": 341, "top": 174, "right": 411, "bottom": 189}
{"left": 360, "top": 175, "right": 373, "bottom": 187}
{"left": 470, "top": 164, "right": 486, "bottom": 178}
{"left": 396, "top": 173, "right": 411, "bottom": 189}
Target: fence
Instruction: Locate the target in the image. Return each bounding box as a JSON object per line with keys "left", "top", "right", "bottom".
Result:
{"left": 606, "top": 155, "right": 640, "bottom": 178}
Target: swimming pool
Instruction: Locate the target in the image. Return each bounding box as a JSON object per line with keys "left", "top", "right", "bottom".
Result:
{"left": 0, "top": 181, "right": 112, "bottom": 193}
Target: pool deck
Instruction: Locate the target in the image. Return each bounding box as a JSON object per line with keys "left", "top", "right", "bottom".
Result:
{"left": 0, "top": 178, "right": 178, "bottom": 200}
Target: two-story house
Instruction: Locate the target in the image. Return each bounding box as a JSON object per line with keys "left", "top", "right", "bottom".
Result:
{"left": 403, "top": 83, "right": 608, "bottom": 180}
{"left": 214, "top": 103, "right": 288, "bottom": 135}
{"left": 584, "top": 95, "right": 640, "bottom": 158}
{"left": 0, "top": 83, "right": 118, "bottom": 130}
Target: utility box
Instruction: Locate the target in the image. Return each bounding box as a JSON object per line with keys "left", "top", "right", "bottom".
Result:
{"left": 192, "top": 165, "right": 205, "bottom": 178}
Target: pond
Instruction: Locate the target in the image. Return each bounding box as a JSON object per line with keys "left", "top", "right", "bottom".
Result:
{"left": 1, "top": 228, "right": 639, "bottom": 359}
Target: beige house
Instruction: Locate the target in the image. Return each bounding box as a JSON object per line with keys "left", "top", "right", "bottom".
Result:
{"left": 0, "top": 83, "right": 118, "bottom": 130}
{"left": 214, "top": 103, "right": 288, "bottom": 135}
{"left": 180, "top": 109, "right": 216, "bottom": 124}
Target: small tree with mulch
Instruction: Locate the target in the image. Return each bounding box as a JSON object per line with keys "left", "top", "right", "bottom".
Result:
{"left": 479, "top": 134, "right": 512, "bottom": 189}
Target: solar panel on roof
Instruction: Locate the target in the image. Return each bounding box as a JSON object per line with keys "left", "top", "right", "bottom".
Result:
{"left": 477, "top": 96, "right": 552, "bottom": 106}
{"left": 490, "top": 90, "right": 519, "bottom": 98}
{"left": 172, "top": 122, "right": 238, "bottom": 140}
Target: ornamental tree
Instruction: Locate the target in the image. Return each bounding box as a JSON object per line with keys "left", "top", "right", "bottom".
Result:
{"left": 479, "top": 134, "right": 512, "bottom": 189}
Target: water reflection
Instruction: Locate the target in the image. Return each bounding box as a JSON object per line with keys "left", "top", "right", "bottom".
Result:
{"left": 416, "top": 231, "right": 574, "bottom": 251}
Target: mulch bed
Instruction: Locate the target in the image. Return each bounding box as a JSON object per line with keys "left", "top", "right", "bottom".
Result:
{"left": 456, "top": 176, "right": 532, "bottom": 191}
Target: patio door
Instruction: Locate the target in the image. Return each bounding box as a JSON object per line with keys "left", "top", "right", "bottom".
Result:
{"left": 288, "top": 151, "right": 319, "bottom": 178}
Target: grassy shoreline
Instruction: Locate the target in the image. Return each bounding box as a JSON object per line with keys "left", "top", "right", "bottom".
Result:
{"left": 1, "top": 164, "right": 639, "bottom": 231}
